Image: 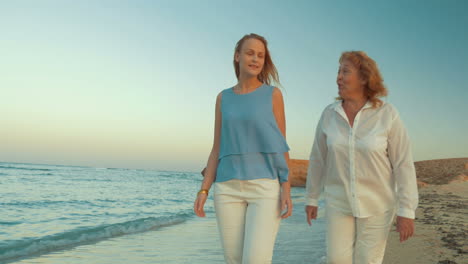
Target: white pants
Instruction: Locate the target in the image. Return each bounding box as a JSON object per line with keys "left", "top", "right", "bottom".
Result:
{"left": 214, "top": 178, "right": 281, "bottom": 264}
{"left": 326, "top": 205, "right": 395, "bottom": 264}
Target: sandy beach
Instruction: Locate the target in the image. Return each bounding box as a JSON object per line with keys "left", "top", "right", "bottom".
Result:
{"left": 383, "top": 158, "right": 468, "bottom": 264}
{"left": 287, "top": 158, "right": 468, "bottom": 264}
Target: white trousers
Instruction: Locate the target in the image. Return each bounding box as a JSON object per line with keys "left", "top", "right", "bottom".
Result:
{"left": 214, "top": 178, "right": 281, "bottom": 264}
{"left": 326, "top": 205, "right": 395, "bottom": 264}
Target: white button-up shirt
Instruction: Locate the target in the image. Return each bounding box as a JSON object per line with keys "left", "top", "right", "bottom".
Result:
{"left": 305, "top": 100, "right": 419, "bottom": 219}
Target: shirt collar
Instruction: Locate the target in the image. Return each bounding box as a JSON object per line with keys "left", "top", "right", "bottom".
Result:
{"left": 333, "top": 100, "right": 374, "bottom": 113}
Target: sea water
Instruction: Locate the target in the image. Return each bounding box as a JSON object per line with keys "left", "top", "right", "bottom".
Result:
{"left": 0, "top": 162, "right": 326, "bottom": 263}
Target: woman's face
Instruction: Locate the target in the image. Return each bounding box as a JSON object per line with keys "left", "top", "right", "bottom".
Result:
{"left": 235, "top": 38, "right": 265, "bottom": 78}
{"left": 337, "top": 60, "right": 365, "bottom": 99}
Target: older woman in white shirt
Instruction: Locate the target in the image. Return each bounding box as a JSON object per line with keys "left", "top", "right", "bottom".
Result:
{"left": 305, "top": 51, "right": 419, "bottom": 264}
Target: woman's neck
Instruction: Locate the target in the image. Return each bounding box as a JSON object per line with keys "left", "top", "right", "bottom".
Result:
{"left": 235, "top": 76, "right": 263, "bottom": 94}
{"left": 342, "top": 96, "right": 367, "bottom": 113}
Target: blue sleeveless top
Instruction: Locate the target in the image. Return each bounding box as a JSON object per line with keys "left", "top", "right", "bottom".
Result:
{"left": 216, "top": 84, "right": 290, "bottom": 183}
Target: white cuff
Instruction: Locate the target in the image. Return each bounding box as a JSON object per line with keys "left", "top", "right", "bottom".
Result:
{"left": 305, "top": 198, "right": 319, "bottom": 207}
{"left": 397, "top": 208, "right": 415, "bottom": 219}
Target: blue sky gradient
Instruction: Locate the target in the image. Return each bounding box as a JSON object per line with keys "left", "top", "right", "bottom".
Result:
{"left": 1, "top": 0, "right": 467, "bottom": 171}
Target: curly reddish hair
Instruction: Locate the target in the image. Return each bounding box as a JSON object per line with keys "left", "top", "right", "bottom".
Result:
{"left": 338, "top": 51, "right": 388, "bottom": 108}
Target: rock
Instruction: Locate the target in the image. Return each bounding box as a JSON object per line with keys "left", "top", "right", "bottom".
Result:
{"left": 288, "top": 159, "right": 308, "bottom": 187}
{"left": 448, "top": 174, "right": 468, "bottom": 183}
{"left": 415, "top": 158, "right": 468, "bottom": 185}
{"left": 288, "top": 157, "right": 468, "bottom": 187}
{"left": 417, "top": 180, "right": 429, "bottom": 188}
{"left": 201, "top": 157, "right": 468, "bottom": 187}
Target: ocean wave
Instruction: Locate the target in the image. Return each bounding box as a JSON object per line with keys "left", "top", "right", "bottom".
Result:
{"left": 105, "top": 167, "right": 134, "bottom": 171}
{"left": 1, "top": 199, "right": 97, "bottom": 208}
{"left": 158, "top": 172, "right": 198, "bottom": 179}
{"left": 0, "top": 212, "right": 193, "bottom": 262}
{"left": 0, "top": 165, "right": 52, "bottom": 172}
{"left": 0, "top": 221, "right": 22, "bottom": 226}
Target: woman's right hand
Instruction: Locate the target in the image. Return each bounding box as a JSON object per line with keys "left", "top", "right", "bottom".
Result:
{"left": 194, "top": 193, "right": 208, "bottom": 217}
{"left": 305, "top": 205, "right": 318, "bottom": 226}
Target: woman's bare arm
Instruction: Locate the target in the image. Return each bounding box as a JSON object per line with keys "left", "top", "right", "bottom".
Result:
{"left": 200, "top": 92, "right": 222, "bottom": 190}
{"left": 273, "top": 87, "right": 292, "bottom": 219}
{"left": 272, "top": 87, "right": 290, "bottom": 180}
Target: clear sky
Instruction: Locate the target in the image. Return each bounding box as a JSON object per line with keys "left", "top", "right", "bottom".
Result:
{"left": 1, "top": 0, "right": 467, "bottom": 171}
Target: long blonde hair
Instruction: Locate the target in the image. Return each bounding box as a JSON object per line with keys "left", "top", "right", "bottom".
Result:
{"left": 233, "top": 33, "right": 280, "bottom": 86}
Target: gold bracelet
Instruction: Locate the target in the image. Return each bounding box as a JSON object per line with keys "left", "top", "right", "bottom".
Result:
{"left": 197, "top": 189, "right": 209, "bottom": 196}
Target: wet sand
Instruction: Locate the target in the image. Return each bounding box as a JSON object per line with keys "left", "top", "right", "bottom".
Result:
{"left": 11, "top": 189, "right": 327, "bottom": 264}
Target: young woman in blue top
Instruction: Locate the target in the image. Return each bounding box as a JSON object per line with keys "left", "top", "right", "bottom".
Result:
{"left": 193, "top": 33, "right": 292, "bottom": 264}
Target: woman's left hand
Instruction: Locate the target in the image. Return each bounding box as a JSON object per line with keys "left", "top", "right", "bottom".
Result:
{"left": 396, "top": 216, "right": 415, "bottom": 242}
{"left": 280, "top": 189, "right": 293, "bottom": 219}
